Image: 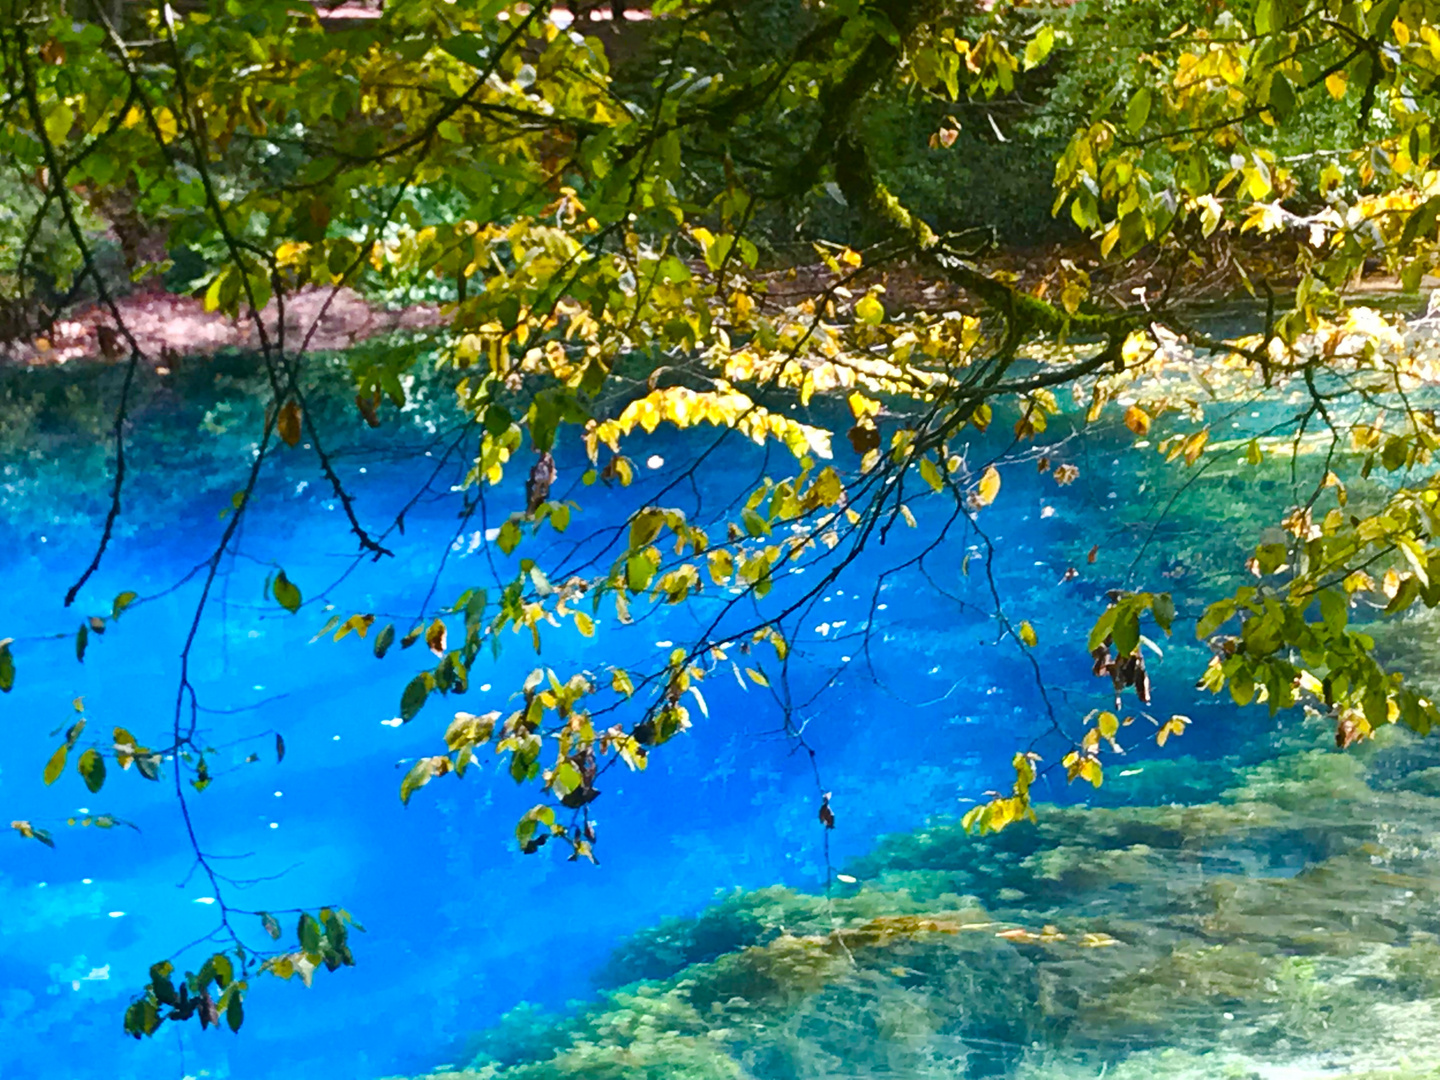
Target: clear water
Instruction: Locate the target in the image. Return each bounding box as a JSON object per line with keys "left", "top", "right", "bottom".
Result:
{"left": 1, "top": 349, "right": 1434, "bottom": 1080}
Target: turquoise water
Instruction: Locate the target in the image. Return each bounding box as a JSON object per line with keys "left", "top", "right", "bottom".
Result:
{"left": 0, "top": 350, "right": 1343, "bottom": 1079}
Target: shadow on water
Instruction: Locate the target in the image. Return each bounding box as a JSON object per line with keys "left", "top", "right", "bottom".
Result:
{"left": 2, "top": 331, "right": 1438, "bottom": 1080}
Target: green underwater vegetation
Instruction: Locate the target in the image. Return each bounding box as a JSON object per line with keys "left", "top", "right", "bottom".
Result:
{"left": 395, "top": 722, "right": 1440, "bottom": 1080}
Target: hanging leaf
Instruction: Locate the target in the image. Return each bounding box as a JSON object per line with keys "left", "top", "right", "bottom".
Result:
{"left": 399, "top": 756, "right": 449, "bottom": 805}
{"left": 1023, "top": 24, "right": 1055, "bottom": 70}
{"left": 76, "top": 623, "right": 88, "bottom": 663}
{"left": 425, "top": 619, "right": 448, "bottom": 657}
{"left": 273, "top": 570, "right": 302, "bottom": 614}
{"left": 400, "top": 675, "right": 429, "bottom": 721}
{"left": 225, "top": 988, "right": 245, "bottom": 1033}
{"left": 277, "top": 400, "right": 303, "bottom": 447}
{"left": 1018, "top": 621, "right": 1038, "bottom": 647}
{"left": 78, "top": 749, "right": 106, "bottom": 794}
{"left": 114, "top": 728, "right": 138, "bottom": 769}
{"left": 1125, "top": 87, "right": 1152, "bottom": 134}
{"left": 260, "top": 912, "right": 282, "bottom": 940}
{"left": 112, "top": 591, "right": 138, "bottom": 619}
{"left": 0, "top": 638, "right": 12, "bottom": 692}
{"left": 11, "top": 821, "right": 55, "bottom": 848}
{"left": 373, "top": 623, "right": 396, "bottom": 659}
{"left": 43, "top": 744, "right": 68, "bottom": 786}
{"left": 974, "top": 466, "right": 1001, "bottom": 507}
{"left": 276, "top": 733, "right": 286, "bottom": 764}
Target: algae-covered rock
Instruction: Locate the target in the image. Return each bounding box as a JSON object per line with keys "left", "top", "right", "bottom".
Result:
{"left": 407, "top": 734, "right": 1440, "bottom": 1080}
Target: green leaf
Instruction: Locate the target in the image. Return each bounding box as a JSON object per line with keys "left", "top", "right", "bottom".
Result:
{"left": 1088, "top": 607, "right": 1118, "bottom": 652}
{"left": 298, "top": 913, "right": 323, "bottom": 955}
{"left": 373, "top": 622, "right": 396, "bottom": 659}
{"left": 399, "top": 757, "right": 436, "bottom": 805}
{"left": 76, "top": 623, "right": 88, "bottom": 663}
{"left": 1023, "top": 24, "right": 1055, "bottom": 70}
{"left": 1150, "top": 593, "right": 1176, "bottom": 633}
{"left": 515, "top": 804, "right": 556, "bottom": 850}
{"left": 44, "top": 744, "right": 68, "bottom": 786}
{"left": 551, "top": 761, "right": 583, "bottom": 798}
{"left": 1266, "top": 72, "right": 1295, "bottom": 121}
{"left": 78, "top": 749, "right": 106, "bottom": 794}
{"left": 1112, "top": 606, "right": 1141, "bottom": 657}
{"left": 400, "top": 675, "right": 429, "bottom": 722}
{"left": 1125, "top": 88, "right": 1152, "bottom": 135}
{"left": 273, "top": 570, "right": 302, "bottom": 614}
{"left": 260, "top": 912, "right": 282, "bottom": 940}
{"left": 44, "top": 102, "right": 74, "bottom": 146}
{"left": 1196, "top": 599, "right": 1235, "bottom": 639}
{"left": 498, "top": 520, "right": 522, "bottom": 555}
{"left": 112, "top": 591, "right": 138, "bottom": 620}
{"left": 626, "top": 552, "right": 656, "bottom": 593}
{"left": 0, "top": 639, "right": 12, "bottom": 693}
{"left": 276, "top": 733, "right": 286, "bottom": 764}
{"left": 226, "top": 989, "right": 244, "bottom": 1033}
{"left": 1318, "top": 589, "right": 1349, "bottom": 636}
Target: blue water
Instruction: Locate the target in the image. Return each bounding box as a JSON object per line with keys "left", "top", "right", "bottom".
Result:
{"left": 0, "top": 355, "right": 1253, "bottom": 1079}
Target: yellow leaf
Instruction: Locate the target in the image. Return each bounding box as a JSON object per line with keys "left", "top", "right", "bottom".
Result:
{"left": 153, "top": 106, "right": 179, "bottom": 143}
{"left": 1326, "top": 70, "right": 1348, "bottom": 99}
{"left": 745, "top": 667, "right": 769, "bottom": 687}
{"left": 974, "top": 465, "right": 1001, "bottom": 507}
{"left": 575, "top": 611, "right": 595, "bottom": 637}
{"left": 919, "top": 456, "right": 944, "bottom": 493}
{"left": 854, "top": 293, "right": 885, "bottom": 325}
{"left": 1124, "top": 405, "right": 1151, "bottom": 436}
{"left": 1182, "top": 429, "right": 1209, "bottom": 466}
{"left": 1097, "top": 711, "right": 1119, "bottom": 739}
{"left": 1018, "top": 621, "right": 1038, "bottom": 647}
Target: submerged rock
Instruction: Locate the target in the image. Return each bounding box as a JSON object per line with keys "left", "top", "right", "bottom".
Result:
{"left": 397, "top": 729, "right": 1440, "bottom": 1079}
